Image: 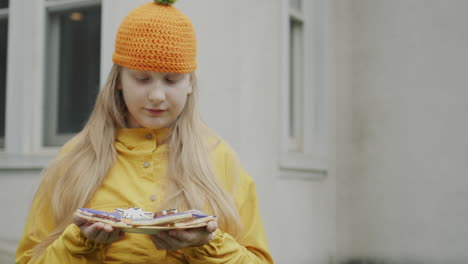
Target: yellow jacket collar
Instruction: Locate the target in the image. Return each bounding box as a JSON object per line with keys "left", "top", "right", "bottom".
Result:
{"left": 116, "top": 127, "right": 170, "bottom": 150}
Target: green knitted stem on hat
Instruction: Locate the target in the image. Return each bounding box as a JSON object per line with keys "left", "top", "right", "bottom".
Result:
{"left": 154, "top": 0, "right": 177, "bottom": 5}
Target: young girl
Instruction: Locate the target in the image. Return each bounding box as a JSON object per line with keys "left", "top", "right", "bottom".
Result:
{"left": 15, "top": 1, "right": 273, "bottom": 263}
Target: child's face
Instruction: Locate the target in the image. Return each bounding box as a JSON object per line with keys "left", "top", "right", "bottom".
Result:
{"left": 119, "top": 67, "right": 192, "bottom": 129}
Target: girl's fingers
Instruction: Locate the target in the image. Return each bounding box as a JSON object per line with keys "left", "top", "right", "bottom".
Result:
{"left": 158, "top": 231, "right": 186, "bottom": 246}
{"left": 150, "top": 236, "right": 163, "bottom": 249}
{"left": 72, "top": 215, "right": 88, "bottom": 227}
{"left": 73, "top": 215, "right": 95, "bottom": 228}
{"left": 75, "top": 219, "right": 124, "bottom": 244}
{"left": 93, "top": 224, "right": 123, "bottom": 243}
{"left": 168, "top": 229, "right": 191, "bottom": 241}
{"left": 151, "top": 227, "right": 217, "bottom": 250}
{"left": 94, "top": 228, "right": 111, "bottom": 243}
{"left": 205, "top": 221, "right": 218, "bottom": 233}
{"left": 103, "top": 224, "right": 113, "bottom": 232}
{"left": 151, "top": 234, "right": 173, "bottom": 250}
{"left": 176, "top": 226, "right": 212, "bottom": 242}
{"left": 108, "top": 229, "right": 124, "bottom": 243}
{"left": 84, "top": 222, "right": 104, "bottom": 240}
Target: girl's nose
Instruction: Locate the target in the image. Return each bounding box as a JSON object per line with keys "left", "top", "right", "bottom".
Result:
{"left": 148, "top": 84, "right": 166, "bottom": 103}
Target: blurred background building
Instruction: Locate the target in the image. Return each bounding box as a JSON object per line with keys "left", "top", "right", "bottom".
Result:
{"left": 0, "top": 0, "right": 467, "bottom": 263}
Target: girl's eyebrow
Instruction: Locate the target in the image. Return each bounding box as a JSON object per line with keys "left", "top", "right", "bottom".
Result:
{"left": 129, "top": 70, "right": 150, "bottom": 75}
{"left": 129, "top": 69, "right": 183, "bottom": 76}
{"left": 166, "top": 73, "right": 186, "bottom": 78}
{"left": 125, "top": 68, "right": 149, "bottom": 74}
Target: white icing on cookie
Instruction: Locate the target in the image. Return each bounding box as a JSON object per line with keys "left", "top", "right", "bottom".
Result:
{"left": 116, "top": 207, "right": 153, "bottom": 219}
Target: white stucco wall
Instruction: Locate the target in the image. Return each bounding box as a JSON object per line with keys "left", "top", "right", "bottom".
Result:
{"left": 0, "top": 171, "right": 41, "bottom": 263}
{"left": 178, "top": 1, "right": 337, "bottom": 263}
{"left": 336, "top": 0, "right": 468, "bottom": 263}
{"left": 8, "top": 0, "right": 468, "bottom": 263}
{"left": 0, "top": 1, "right": 337, "bottom": 263}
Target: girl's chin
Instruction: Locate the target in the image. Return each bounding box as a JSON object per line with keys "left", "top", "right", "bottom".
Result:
{"left": 128, "top": 118, "right": 172, "bottom": 130}
{"left": 126, "top": 123, "right": 167, "bottom": 130}
{"left": 139, "top": 122, "right": 171, "bottom": 130}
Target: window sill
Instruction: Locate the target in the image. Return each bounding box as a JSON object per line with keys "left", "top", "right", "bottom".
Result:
{"left": 279, "top": 152, "right": 328, "bottom": 181}
{"left": 279, "top": 168, "right": 327, "bottom": 181}
{"left": 0, "top": 153, "right": 55, "bottom": 170}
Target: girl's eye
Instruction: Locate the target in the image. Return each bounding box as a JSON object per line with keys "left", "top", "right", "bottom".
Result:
{"left": 166, "top": 78, "right": 178, "bottom": 84}
{"left": 166, "top": 75, "right": 185, "bottom": 84}
{"left": 136, "top": 76, "right": 150, "bottom": 82}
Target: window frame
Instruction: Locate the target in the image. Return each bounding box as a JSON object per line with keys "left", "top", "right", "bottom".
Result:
{"left": 43, "top": 0, "right": 102, "bottom": 147}
{"left": 0, "top": 4, "right": 7, "bottom": 149}
{"left": 287, "top": 6, "right": 304, "bottom": 153}
{"left": 0, "top": 0, "right": 102, "bottom": 168}
{"left": 279, "top": 0, "right": 330, "bottom": 178}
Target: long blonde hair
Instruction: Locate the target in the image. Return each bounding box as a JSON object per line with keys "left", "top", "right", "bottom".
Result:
{"left": 31, "top": 64, "right": 241, "bottom": 257}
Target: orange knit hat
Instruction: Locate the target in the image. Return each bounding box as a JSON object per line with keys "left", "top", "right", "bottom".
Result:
{"left": 112, "top": 0, "right": 196, "bottom": 73}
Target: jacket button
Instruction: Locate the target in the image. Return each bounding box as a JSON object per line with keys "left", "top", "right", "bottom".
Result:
{"left": 143, "top": 161, "right": 150, "bottom": 168}
{"left": 146, "top": 133, "right": 153, "bottom": 139}
{"left": 150, "top": 195, "right": 156, "bottom": 201}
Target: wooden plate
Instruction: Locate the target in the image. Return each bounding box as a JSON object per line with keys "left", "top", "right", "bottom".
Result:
{"left": 118, "top": 222, "right": 209, "bottom": 235}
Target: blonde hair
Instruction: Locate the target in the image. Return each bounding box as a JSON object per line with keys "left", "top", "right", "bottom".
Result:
{"left": 31, "top": 64, "right": 241, "bottom": 257}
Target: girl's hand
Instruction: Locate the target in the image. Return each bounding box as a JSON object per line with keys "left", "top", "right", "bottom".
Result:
{"left": 150, "top": 221, "right": 218, "bottom": 251}
{"left": 72, "top": 215, "right": 124, "bottom": 244}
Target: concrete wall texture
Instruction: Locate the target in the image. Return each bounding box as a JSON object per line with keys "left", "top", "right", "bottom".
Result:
{"left": 336, "top": 0, "right": 468, "bottom": 263}
{"left": 1, "top": 0, "right": 468, "bottom": 263}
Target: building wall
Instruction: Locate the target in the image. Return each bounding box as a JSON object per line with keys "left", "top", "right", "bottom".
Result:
{"left": 0, "top": 171, "right": 41, "bottom": 264}
{"left": 0, "top": 1, "right": 337, "bottom": 263}
{"left": 335, "top": 0, "right": 468, "bottom": 263}
{"left": 7, "top": 0, "right": 468, "bottom": 263}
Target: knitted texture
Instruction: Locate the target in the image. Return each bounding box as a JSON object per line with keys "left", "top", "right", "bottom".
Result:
{"left": 113, "top": 2, "right": 196, "bottom": 73}
{"left": 154, "top": 0, "right": 177, "bottom": 5}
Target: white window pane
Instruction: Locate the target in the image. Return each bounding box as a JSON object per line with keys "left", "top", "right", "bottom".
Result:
{"left": 0, "top": 17, "right": 7, "bottom": 148}
{"left": 44, "top": 5, "right": 101, "bottom": 147}
{"left": 289, "top": 0, "right": 302, "bottom": 11}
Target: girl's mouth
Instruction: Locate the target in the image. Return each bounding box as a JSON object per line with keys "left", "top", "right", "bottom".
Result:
{"left": 146, "top": 109, "right": 166, "bottom": 115}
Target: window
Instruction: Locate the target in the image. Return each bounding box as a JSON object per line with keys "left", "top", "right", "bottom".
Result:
{"left": 0, "top": 0, "right": 102, "bottom": 166}
{"left": 44, "top": 1, "right": 101, "bottom": 147}
{"left": 288, "top": 0, "right": 304, "bottom": 152}
{"left": 280, "top": 0, "right": 329, "bottom": 177}
{"left": 0, "top": 0, "right": 7, "bottom": 149}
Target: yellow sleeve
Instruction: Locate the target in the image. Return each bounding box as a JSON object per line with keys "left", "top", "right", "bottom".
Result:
{"left": 184, "top": 175, "right": 273, "bottom": 264}
{"left": 15, "top": 190, "right": 109, "bottom": 263}
{"left": 15, "top": 137, "right": 109, "bottom": 263}
{"left": 16, "top": 225, "right": 108, "bottom": 264}
{"left": 182, "top": 142, "right": 274, "bottom": 263}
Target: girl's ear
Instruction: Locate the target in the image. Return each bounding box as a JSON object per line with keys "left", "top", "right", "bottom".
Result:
{"left": 187, "top": 73, "right": 194, "bottom": 94}
{"left": 187, "top": 84, "right": 193, "bottom": 94}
